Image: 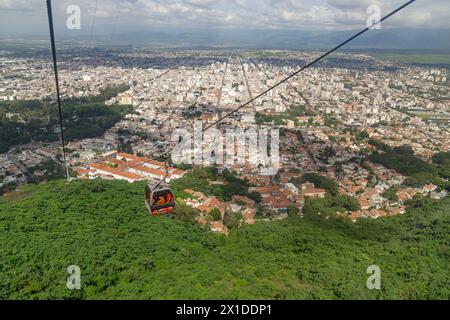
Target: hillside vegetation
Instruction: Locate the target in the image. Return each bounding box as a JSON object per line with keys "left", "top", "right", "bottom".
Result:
{"left": 0, "top": 85, "right": 131, "bottom": 153}
{"left": 369, "top": 141, "right": 450, "bottom": 189}
{"left": 0, "top": 180, "right": 448, "bottom": 299}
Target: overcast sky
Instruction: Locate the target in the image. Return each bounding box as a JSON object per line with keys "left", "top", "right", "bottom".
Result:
{"left": 0, "top": 0, "right": 449, "bottom": 36}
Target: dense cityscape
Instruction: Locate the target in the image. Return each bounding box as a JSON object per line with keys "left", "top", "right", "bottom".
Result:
{"left": 1, "top": 49, "right": 449, "bottom": 235}
{"left": 1, "top": 0, "right": 450, "bottom": 302}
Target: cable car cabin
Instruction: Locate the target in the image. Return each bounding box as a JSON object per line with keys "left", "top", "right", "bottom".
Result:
{"left": 145, "top": 183, "right": 175, "bottom": 216}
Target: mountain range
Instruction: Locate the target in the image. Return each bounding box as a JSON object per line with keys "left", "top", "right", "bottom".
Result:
{"left": 71, "top": 28, "right": 450, "bottom": 51}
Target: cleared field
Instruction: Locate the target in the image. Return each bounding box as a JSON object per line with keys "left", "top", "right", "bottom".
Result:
{"left": 370, "top": 53, "right": 450, "bottom": 67}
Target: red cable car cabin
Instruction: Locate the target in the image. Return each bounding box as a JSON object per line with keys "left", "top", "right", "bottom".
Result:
{"left": 145, "top": 183, "right": 175, "bottom": 216}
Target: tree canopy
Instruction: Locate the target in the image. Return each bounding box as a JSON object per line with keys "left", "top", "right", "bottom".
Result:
{"left": 0, "top": 179, "right": 448, "bottom": 299}
{"left": 0, "top": 85, "right": 131, "bottom": 153}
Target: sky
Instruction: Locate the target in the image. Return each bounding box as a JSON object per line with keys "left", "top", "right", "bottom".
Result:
{"left": 0, "top": 0, "right": 449, "bottom": 36}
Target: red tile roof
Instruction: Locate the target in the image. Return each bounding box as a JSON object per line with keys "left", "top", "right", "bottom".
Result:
{"left": 115, "top": 171, "right": 142, "bottom": 180}
{"left": 133, "top": 165, "right": 165, "bottom": 177}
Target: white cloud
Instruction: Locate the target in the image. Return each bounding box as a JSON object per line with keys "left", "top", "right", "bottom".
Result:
{"left": 0, "top": 0, "right": 449, "bottom": 33}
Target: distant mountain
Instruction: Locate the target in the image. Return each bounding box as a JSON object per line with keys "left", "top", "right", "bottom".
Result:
{"left": 84, "top": 28, "right": 450, "bottom": 51}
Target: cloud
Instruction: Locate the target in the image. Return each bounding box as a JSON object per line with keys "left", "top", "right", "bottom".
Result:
{"left": 327, "top": 0, "right": 383, "bottom": 10}
{"left": 0, "top": 0, "right": 449, "bottom": 34}
{"left": 0, "top": 0, "right": 41, "bottom": 12}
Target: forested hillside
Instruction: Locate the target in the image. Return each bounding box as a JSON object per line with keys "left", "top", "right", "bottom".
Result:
{"left": 0, "top": 180, "right": 448, "bottom": 299}
{"left": 0, "top": 85, "right": 131, "bottom": 153}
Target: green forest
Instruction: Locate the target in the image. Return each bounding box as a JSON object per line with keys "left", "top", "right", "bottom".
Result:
{"left": 255, "top": 104, "right": 310, "bottom": 126}
{"left": 369, "top": 141, "right": 450, "bottom": 190}
{"left": 170, "top": 167, "right": 261, "bottom": 203}
{"left": 0, "top": 179, "right": 448, "bottom": 299}
{"left": 0, "top": 85, "right": 131, "bottom": 153}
